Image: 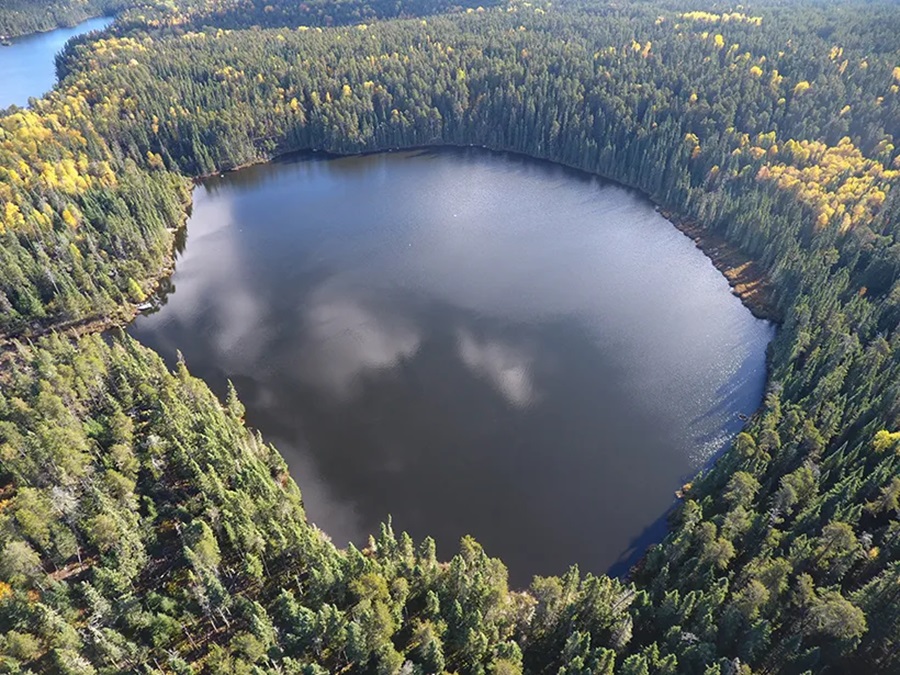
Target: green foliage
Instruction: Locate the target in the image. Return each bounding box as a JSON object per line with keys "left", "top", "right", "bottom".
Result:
{"left": 0, "top": 334, "right": 635, "bottom": 672}
{"left": 1, "top": 0, "right": 899, "bottom": 672}
{"left": 0, "top": 0, "right": 122, "bottom": 38}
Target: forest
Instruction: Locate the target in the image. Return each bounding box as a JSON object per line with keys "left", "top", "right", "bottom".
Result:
{"left": 1, "top": 0, "right": 899, "bottom": 673}
{"left": 0, "top": 0, "right": 124, "bottom": 38}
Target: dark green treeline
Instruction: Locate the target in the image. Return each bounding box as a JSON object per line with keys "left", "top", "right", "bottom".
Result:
{"left": 1, "top": 0, "right": 899, "bottom": 673}
{"left": 0, "top": 0, "right": 123, "bottom": 38}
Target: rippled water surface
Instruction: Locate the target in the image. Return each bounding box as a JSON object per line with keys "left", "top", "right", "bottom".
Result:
{"left": 130, "top": 149, "right": 773, "bottom": 585}
{"left": 0, "top": 16, "right": 113, "bottom": 108}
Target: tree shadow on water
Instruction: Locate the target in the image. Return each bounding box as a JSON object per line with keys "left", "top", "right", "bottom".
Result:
{"left": 607, "top": 506, "right": 675, "bottom": 579}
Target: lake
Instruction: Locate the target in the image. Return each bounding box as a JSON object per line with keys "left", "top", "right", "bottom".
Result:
{"left": 0, "top": 16, "right": 113, "bottom": 109}
{"left": 130, "top": 148, "right": 774, "bottom": 585}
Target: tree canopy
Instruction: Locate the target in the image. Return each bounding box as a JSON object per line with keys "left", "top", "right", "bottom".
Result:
{"left": 1, "top": 0, "right": 899, "bottom": 672}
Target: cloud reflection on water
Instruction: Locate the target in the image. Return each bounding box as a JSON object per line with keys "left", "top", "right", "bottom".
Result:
{"left": 457, "top": 328, "right": 537, "bottom": 408}
{"left": 296, "top": 283, "right": 422, "bottom": 399}
{"left": 130, "top": 149, "right": 774, "bottom": 584}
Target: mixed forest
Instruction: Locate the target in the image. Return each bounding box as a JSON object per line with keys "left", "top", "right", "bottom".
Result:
{"left": 0, "top": 0, "right": 123, "bottom": 38}
{"left": 1, "top": 0, "right": 900, "bottom": 673}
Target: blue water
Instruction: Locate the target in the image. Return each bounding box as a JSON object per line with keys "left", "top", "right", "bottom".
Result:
{"left": 0, "top": 16, "right": 113, "bottom": 108}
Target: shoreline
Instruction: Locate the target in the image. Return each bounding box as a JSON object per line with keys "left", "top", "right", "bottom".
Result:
{"left": 199, "top": 143, "right": 782, "bottom": 325}
{"left": 662, "top": 211, "right": 780, "bottom": 323}
{"left": 0, "top": 12, "right": 112, "bottom": 41}
{"left": 0, "top": 189, "right": 191, "bottom": 354}
{"left": 1, "top": 145, "right": 779, "bottom": 350}
{"left": 0, "top": 145, "right": 780, "bottom": 582}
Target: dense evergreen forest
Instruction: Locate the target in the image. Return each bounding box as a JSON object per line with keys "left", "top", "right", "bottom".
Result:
{"left": 1, "top": 0, "right": 899, "bottom": 672}
{"left": 0, "top": 0, "right": 124, "bottom": 38}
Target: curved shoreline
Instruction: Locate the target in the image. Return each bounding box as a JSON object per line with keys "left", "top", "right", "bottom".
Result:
{"left": 0, "top": 11, "right": 112, "bottom": 41}
{"left": 198, "top": 143, "right": 781, "bottom": 322}
{"left": 0, "top": 143, "right": 778, "bottom": 579}
{"left": 132, "top": 146, "right": 774, "bottom": 582}
{"left": 663, "top": 212, "right": 778, "bottom": 323}
{"left": 1, "top": 144, "right": 778, "bottom": 380}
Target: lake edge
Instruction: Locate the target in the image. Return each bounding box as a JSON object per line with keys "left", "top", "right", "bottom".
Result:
{"left": 130, "top": 146, "right": 775, "bottom": 581}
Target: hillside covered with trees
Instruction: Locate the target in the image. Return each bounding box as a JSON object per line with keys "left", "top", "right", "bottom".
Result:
{"left": 0, "top": 0, "right": 124, "bottom": 38}
{"left": 1, "top": 0, "right": 899, "bottom": 673}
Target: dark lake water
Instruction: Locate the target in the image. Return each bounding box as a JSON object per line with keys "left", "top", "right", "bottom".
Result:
{"left": 0, "top": 16, "right": 113, "bottom": 109}
{"left": 130, "top": 148, "right": 774, "bottom": 585}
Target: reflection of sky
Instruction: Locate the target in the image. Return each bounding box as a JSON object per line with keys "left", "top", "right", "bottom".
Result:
{"left": 144, "top": 192, "right": 270, "bottom": 368}
{"left": 130, "top": 149, "right": 774, "bottom": 583}
{"left": 457, "top": 329, "right": 536, "bottom": 408}
{"left": 250, "top": 153, "right": 772, "bottom": 463}
{"left": 297, "top": 281, "right": 421, "bottom": 399}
